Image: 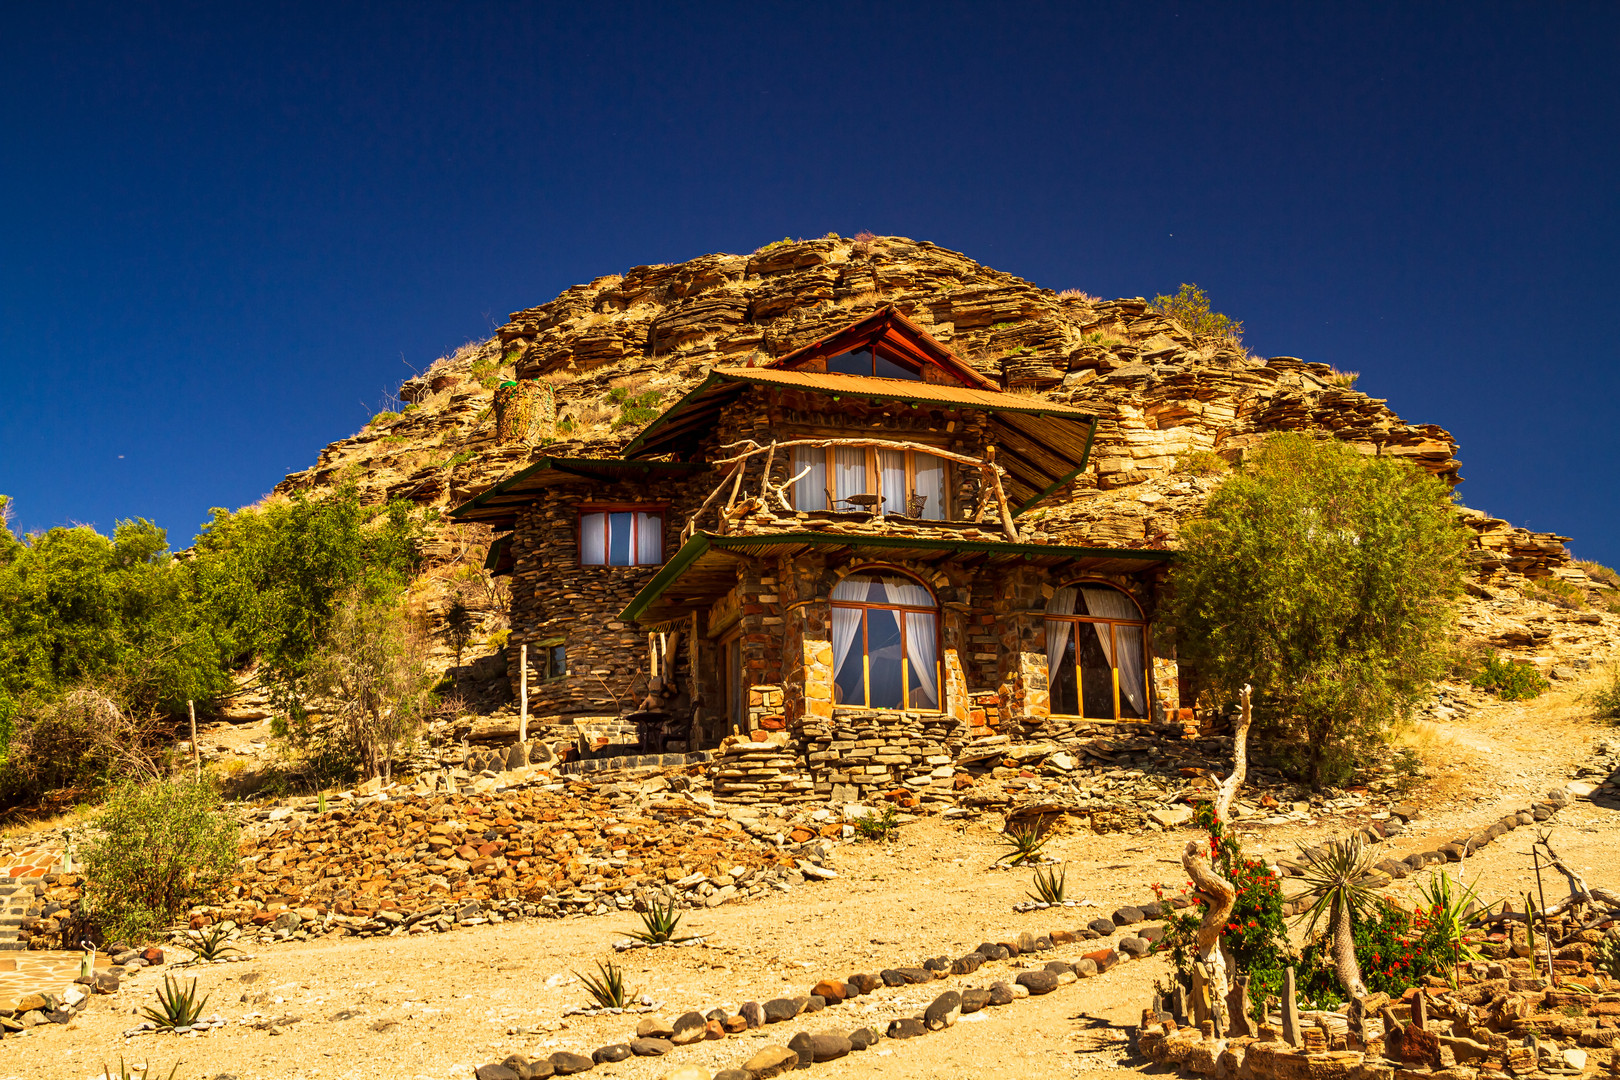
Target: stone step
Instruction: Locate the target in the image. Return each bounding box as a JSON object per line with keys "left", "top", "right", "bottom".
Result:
{"left": 0, "top": 942, "right": 28, "bottom": 951}
{"left": 560, "top": 750, "right": 712, "bottom": 776}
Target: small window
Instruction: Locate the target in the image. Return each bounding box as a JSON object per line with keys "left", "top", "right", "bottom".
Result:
{"left": 1045, "top": 584, "right": 1149, "bottom": 721}
{"left": 536, "top": 638, "right": 568, "bottom": 680}
{"left": 579, "top": 508, "right": 663, "bottom": 566}
{"left": 823, "top": 344, "right": 924, "bottom": 381}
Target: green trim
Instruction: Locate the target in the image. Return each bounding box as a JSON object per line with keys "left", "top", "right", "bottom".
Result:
{"left": 620, "top": 371, "right": 730, "bottom": 456}
{"left": 620, "top": 369, "right": 1096, "bottom": 458}
{"left": 618, "top": 533, "right": 716, "bottom": 622}
{"left": 1013, "top": 418, "right": 1098, "bottom": 516}
{"left": 482, "top": 534, "right": 511, "bottom": 572}
{"left": 619, "top": 530, "right": 1173, "bottom": 622}
{"left": 448, "top": 457, "right": 708, "bottom": 519}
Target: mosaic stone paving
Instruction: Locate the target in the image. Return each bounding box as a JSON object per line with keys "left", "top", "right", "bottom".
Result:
{"left": 0, "top": 951, "right": 107, "bottom": 1013}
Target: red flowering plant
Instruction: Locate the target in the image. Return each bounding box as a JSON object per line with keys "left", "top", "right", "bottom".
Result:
{"left": 1297, "top": 895, "right": 1456, "bottom": 1006}
{"left": 1150, "top": 802, "right": 1292, "bottom": 1020}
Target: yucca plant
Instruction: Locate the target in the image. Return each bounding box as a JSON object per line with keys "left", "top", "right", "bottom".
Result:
{"left": 186, "top": 923, "right": 238, "bottom": 962}
{"left": 1294, "top": 836, "right": 1376, "bottom": 998}
{"left": 1028, "top": 862, "right": 1066, "bottom": 904}
{"left": 141, "top": 975, "right": 209, "bottom": 1030}
{"left": 574, "top": 960, "right": 634, "bottom": 1009}
{"left": 995, "top": 822, "right": 1050, "bottom": 867}
{"left": 1417, "top": 868, "right": 1491, "bottom": 972}
{"left": 627, "top": 898, "right": 697, "bottom": 945}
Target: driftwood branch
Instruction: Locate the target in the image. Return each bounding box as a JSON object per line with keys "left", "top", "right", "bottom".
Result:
{"left": 1183, "top": 839, "right": 1237, "bottom": 1035}
{"left": 1213, "top": 684, "right": 1252, "bottom": 824}
{"left": 692, "top": 436, "right": 1020, "bottom": 541}
{"left": 1534, "top": 833, "right": 1620, "bottom": 912}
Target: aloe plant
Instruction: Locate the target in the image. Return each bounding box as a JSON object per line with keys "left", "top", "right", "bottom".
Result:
{"left": 575, "top": 960, "right": 635, "bottom": 1009}
{"left": 1028, "top": 863, "right": 1067, "bottom": 904}
{"left": 1294, "top": 837, "right": 1376, "bottom": 998}
{"left": 996, "top": 822, "right": 1050, "bottom": 867}
{"left": 101, "top": 1060, "right": 182, "bottom": 1080}
{"left": 1417, "top": 868, "right": 1491, "bottom": 971}
{"left": 627, "top": 898, "right": 697, "bottom": 944}
{"left": 141, "top": 975, "right": 209, "bottom": 1030}
{"left": 186, "top": 922, "right": 239, "bottom": 962}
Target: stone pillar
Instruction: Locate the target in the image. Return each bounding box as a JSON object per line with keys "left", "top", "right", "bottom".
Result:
{"left": 992, "top": 566, "right": 1051, "bottom": 731}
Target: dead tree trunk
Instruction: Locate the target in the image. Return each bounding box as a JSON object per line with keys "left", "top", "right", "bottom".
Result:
{"left": 1183, "top": 839, "right": 1237, "bottom": 1036}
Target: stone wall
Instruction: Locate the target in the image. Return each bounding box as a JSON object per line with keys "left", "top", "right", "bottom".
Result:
{"left": 506, "top": 474, "right": 709, "bottom": 723}
{"left": 798, "top": 708, "right": 971, "bottom": 805}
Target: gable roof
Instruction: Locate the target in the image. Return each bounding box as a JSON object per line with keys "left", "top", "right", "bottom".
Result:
{"left": 769, "top": 305, "right": 1000, "bottom": 390}
{"left": 448, "top": 457, "right": 710, "bottom": 530}
{"left": 619, "top": 366, "right": 1096, "bottom": 509}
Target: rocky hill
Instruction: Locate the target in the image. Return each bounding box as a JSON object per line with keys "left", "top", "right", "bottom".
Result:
{"left": 267, "top": 235, "right": 1614, "bottom": 712}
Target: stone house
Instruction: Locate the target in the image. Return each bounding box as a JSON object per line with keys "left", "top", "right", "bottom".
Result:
{"left": 453, "top": 307, "right": 1179, "bottom": 767}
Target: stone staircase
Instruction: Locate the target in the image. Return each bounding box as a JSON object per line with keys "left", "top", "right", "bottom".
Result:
{"left": 0, "top": 846, "right": 62, "bottom": 952}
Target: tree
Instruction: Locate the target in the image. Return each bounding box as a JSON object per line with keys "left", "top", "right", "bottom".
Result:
{"left": 1164, "top": 432, "right": 1470, "bottom": 788}
{"left": 1150, "top": 283, "right": 1244, "bottom": 345}
{"left": 1296, "top": 837, "right": 1375, "bottom": 999}
{"left": 298, "top": 587, "right": 436, "bottom": 782}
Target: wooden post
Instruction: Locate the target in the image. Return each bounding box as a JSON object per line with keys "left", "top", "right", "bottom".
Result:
{"left": 188, "top": 700, "right": 199, "bottom": 782}
{"left": 519, "top": 643, "right": 529, "bottom": 744}
{"left": 1532, "top": 847, "right": 1558, "bottom": 985}
{"left": 1282, "top": 966, "right": 1301, "bottom": 1047}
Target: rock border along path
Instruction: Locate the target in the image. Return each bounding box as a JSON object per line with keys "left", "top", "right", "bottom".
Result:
{"left": 471, "top": 788, "right": 1575, "bottom": 1080}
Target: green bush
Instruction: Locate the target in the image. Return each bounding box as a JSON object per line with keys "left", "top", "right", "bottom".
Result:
{"left": 81, "top": 779, "right": 239, "bottom": 944}
{"left": 1164, "top": 433, "right": 1470, "bottom": 788}
{"left": 609, "top": 389, "right": 664, "bottom": 429}
{"left": 1296, "top": 894, "right": 1465, "bottom": 1006}
{"left": 1172, "top": 450, "right": 1230, "bottom": 477}
{"left": 1587, "top": 665, "right": 1620, "bottom": 721}
{"left": 1471, "top": 656, "right": 1549, "bottom": 701}
{"left": 1149, "top": 284, "right": 1244, "bottom": 345}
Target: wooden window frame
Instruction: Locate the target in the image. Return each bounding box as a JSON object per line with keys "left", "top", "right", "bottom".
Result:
{"left": 794, "top": 447, "right": 951, "bottom": 519}
{"left": 720, "top": 628, "right": 745, "bottom": 731}
{"left": 830, "top": 570, "right": 943, "bottom": 713}
{"left": 825, "top": 342, "right": 925, "bottom": 380}
{"left": 536, "top": 636, "right": 568, "bottom": 681}
{"left": 1043, "top": 581, "right": 1150, "bottom": 723}
{"left": 576, "top": 504, "right": 667, "bottom": 567}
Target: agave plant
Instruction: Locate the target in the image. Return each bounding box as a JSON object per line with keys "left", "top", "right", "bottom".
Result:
{"left": 186, "top": 922, "right": 239, "bottom": 962}
{"left": 995, "top": 822, "right": 1050, "bottom": 867}
{"left": 141, "top": 975, "right": 209, "bottom": 1030}
{"left": 1028, "top": 863, "right": 1067, "bottom": 904}
{"left": 1417, "top": 868, "right": 1491, "bottom": 971}
{"left": 574, "top": 960, "right": 635, "bottom": 1009}
{"left": 1293, "top": 836, "right": 1376, "bottom": 998}
{"left": 627, "top": 897, "right": 697, "bottom": 945}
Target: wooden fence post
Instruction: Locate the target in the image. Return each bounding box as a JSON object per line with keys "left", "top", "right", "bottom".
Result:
{"left": 188, "top": 700, "right": 199, "bottom": 782}
{"left": 519, "top": 643, "right": 529, "bottom": 744}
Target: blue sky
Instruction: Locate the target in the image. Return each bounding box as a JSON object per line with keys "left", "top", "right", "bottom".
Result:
{"left": 3, "top": 3, "right": 1616, "bottom": 561}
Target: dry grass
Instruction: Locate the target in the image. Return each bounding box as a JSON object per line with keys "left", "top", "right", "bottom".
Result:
{"left": 1056, "top": 288, "right": 1099, "bottom": 302}
{"left": 1322, "top": 368, "right": 1359, "bottom": 389}
{"left": 0, "top": 807, "right": 85, "bottom": 841}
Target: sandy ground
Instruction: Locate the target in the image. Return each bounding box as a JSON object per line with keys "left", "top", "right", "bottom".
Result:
{"left": 7, "top": 671, "right": 1618, "bottom": 1080}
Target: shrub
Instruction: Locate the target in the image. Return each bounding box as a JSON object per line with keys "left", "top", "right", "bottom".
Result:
{"left": 611, "top": 390, "right": 664, "bottom": 430}
{"left": 81, "top": 779, "right": 239, "bottom": 945}
{"left": 1587, "top": 665, "right": 1620, "bottom": 721}
{"left": 853, "top": 804, "right": 900, "bottom": 842}
{"left": 1173, "top": 450, "right": 1230, "bottom": 477}
{"left": 1149, "top": 284, "right": 1244, "bottom": 345}
{"left": 1471, "top": 655, "right": 1549, "bottom": 701}
{"left": 1527, "top": 577, "right": 1588, "bottom": 611}
{"left": 1323, "top": 369, "right": 1359, "bottom": 389}
{"left": 294, "top": 588, "right": 436, "bottom": 783}
{"left": 1, "top": 688, "right": 171, "bottom": 803}
{"left": 1296, "top": 894, "right": 1461, "bottom": 1005}
{"left": 367, "top": 411, "right": 399, "bottom": 428}
{"left": 1164, "top": 433, "right": 1470, "bottom": 788}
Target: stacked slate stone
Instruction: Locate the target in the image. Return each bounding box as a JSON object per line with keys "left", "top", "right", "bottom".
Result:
{"left": 709, "top": 736, "right": 814, "bottom": 803}
{"left": 796, "top": 709, "right": 969, "bottom": 805}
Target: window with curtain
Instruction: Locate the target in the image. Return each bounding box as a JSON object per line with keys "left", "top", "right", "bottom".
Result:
{"left": 578, "top": 508, "right": 664, "bottom": 566}
{"left": 1044, "top": 583, "right": 1149, "bottom": 721}
{"left": 830, "top": 571, "right": 940, "bottom": 711}
{"left": 790, "top": 447, "right": 950, "bottom": 519}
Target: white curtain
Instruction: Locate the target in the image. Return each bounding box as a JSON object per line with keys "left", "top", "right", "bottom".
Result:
{"left": 791, "top": 445, "right": 826, "bottom": 510}
{"left": 1081, "top": 586, "right": 1146, "bottom": 715}
{"left": 1045, "top": 586, "right": 1077, "bottom": 685}
{"left": 635, "top": 512, "right": 662, "bottom": 565}
{"left": 878, "top": 448, "right": 906, "bottom": 515}
{"left": 831, "top": 605, "right": 862, "bottom": 700}
{"left": 834, "top": 446, "right": 867, "bottom": 501}
{"left": 580, "top": 512, "right": 605, "bottom": 565}
{"left": 883, "top": 579, "right": 938, "bottom": 710}
{"left": 913, "top": 454, "right": 946, "bottom": 519}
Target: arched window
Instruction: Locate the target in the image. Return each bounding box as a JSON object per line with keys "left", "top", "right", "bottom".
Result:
{"left": 830, "top": 571, "right": 940, "bottom": 711}
{"left": 1045, "top": 583, "right": 1149, "bottom": 721}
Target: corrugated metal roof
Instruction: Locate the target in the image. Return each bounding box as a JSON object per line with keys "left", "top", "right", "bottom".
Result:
{"left": 705, "top": 366, "right": 1094, "bottom": 418}
{"left": 448, "top": 457, "right": 709, "bottom": 528}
